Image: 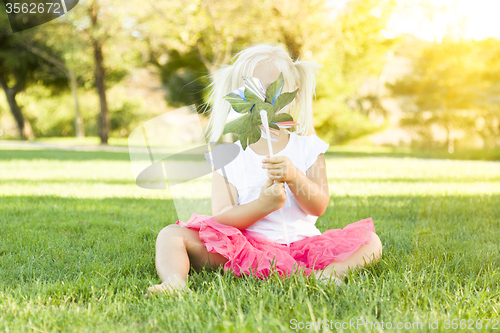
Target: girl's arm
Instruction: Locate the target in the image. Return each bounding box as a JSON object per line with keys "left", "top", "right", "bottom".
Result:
{"left": 262, "top": 154, "right": 330, "bottom": 216}
{"left": 211, "top": 171, "right": 286, "bottom": 230}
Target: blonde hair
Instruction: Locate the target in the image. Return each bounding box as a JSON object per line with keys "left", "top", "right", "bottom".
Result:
{"left": 203, "top": 44, "right": 322, "bottom": 143}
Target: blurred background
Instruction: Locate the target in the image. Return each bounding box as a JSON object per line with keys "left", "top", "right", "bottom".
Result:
{"left": 0, "top": 0, "right": 499, "bottom": 153}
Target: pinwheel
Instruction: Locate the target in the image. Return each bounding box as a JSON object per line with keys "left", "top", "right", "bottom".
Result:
{"left": 223, "top": 73, "right": 298, "bottom": 246}
{"left": 223, "top": 73, "right": 298, "bottom": 150}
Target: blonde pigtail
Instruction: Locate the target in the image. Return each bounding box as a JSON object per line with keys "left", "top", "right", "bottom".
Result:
{"left": 293, "top": 61, "right": 322, "bottom": 135}
{"left": 204, "top": 65, "right": 235, "bottom": 143}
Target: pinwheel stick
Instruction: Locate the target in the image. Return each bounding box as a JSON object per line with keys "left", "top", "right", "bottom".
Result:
{"left": 260, "top": 110, "right": 290, "bottom": 247}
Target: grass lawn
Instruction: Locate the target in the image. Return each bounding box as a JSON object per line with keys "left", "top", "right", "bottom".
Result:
{"left": 0, "top": 147, "right": 499, "bottom": 332}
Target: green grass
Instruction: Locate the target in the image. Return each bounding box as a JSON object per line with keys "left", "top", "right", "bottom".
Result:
{"left": 0, "top": 147, "right": 499, "bottom": 332}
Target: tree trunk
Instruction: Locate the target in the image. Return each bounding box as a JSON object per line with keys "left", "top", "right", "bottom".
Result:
{"left": 23, "top": 119, "right": 35, "bottom": 140}
{"left": 69, "top": 70, "right": 84, "bottom": 138}
{"left": 89, "top": 0, "right": 109, "bottom": 145}
{"left": 0, "top": 73, "right": 34, "bottom": 140}
{"left": 4, "top": 86, "right": 25, "bottom": 139}
{"left": 93, "top": 42, "right": 109, "bottom": 145}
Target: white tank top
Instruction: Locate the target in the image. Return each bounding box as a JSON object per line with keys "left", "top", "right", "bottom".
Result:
{"left": 214, "top": 132, "right": 329, "bottom": 244}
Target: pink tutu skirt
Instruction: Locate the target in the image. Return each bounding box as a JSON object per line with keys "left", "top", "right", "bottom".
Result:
{"left": 176, "top": 213, "right": 375, "bottom": 279}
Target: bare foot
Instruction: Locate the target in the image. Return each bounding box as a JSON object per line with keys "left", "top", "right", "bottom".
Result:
{"left": 144, "top": 283, "right": 177, "bottom": 298}
{"left": 144, "top": 275, "right": 187, "bottom": 298}
{"left": 315, "top": 271, "right": 345, "bottom": 287}
{"left": 319, "top": 276, "right": 344, "bottom": 287}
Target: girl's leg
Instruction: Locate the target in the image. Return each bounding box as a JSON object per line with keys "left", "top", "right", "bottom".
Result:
{"left": 146, "top": 224, "right": 228, "bottom": 296}
{"left": 316, "top": 231, "right": 383, "bottom": 283}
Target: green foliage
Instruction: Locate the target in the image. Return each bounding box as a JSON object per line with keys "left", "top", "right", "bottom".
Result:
{"left": 313, "top": 0, "right": 398, "bottom": 144}
{"left": 0, "top": 14, "right": 75, "bottom": 139}
{"left": 387, "top": 38, "right": 500, "bottom": 150}
{"left": 0, "top": 24, "right": 38, "bottom": 78}
{"left": 109, "top": 99, "right": 147, "bottom": 137}
{"left": 0, "top": 0, "right": 404, "bottom": 143}
{"left": 7, "top": 85, "right": 147, "bottom": 138}
{"left": 314, "top": 98, "right": 386, "bottom": 144}
{"left": 8, "top": 0, "right": 500, "bottom": 151}
{"left": 155, "top": 49, "right": 211, "bottom": 111}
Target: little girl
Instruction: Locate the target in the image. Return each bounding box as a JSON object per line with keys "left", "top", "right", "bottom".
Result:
{"left": 146, "top": 44, "right": 382, "bottom": 297}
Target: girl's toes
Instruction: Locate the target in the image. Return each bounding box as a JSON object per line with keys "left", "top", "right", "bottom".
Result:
{"left": 145, "top": 283, "right": 173, "bottom": 298}
{"left": 145, "top": 281, "right": 190, "bottom": 298}
{"left": 317, "top": 274, "right": 345, "bottom": 287}
{"left": 332, "top": 276, "right": 344, "bottom": 286}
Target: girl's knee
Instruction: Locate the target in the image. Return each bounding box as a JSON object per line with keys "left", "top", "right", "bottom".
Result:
{"left": 156, "top": 225, "right": 193, "bottom": 252}
{"left": 158, "top": 224, "right": 185, "bottom": 241}
{"left": 369, "top": 231, "right": 383, "bottom": 260}
{"left": 158, "top": 224, "right": 201, "bottom": 247}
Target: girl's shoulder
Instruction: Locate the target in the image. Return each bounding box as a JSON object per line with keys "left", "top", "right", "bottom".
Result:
{"left": 289, "top": 132, "right": 328, "bottom": 148}
{"left": 288, "top": 132, "right": 329, "bottom": 169}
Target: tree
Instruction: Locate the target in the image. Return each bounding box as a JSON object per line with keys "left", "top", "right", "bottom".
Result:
{"left": 137, "top": 0, "right": 267, "bottom": 112}
{"left": 387, "top": 39, "right": 500, "bottom": 151}
{"left": 481, "top": 38, "right": 500, "bottom": 148}
{"left": 59, "top": 0, "right": 140, "bottom": 144}
{"left": 262, "top": 0, "right": 334, "bottom": 61}
{"left": 0, "top": 16, "right": 59, "bottom": 139}
{"left": 87, "top": 0, "right": 110, "bottom": 144}
{"left": 15, "top": 31, "right": 86, "bottom": 138}
{"left": 136, "top": 0, "right": 337, "bottom": 114}
{"left": 312, "top": 0, "right": 398, "bottom": 143}
{"left": 152, "top": 49, "right": 211, "bottom": 110}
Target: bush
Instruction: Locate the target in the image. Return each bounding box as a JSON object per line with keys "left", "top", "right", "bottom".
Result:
{"left": 313, "top": 97, "right": 386, "bottom": 144}
{"left": 3, "top": 84, "right": 151, "bottom": 138}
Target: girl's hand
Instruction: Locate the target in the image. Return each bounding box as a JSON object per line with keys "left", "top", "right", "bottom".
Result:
{"left": 262, "top": 156, "right": 299, "bottom": 183}
{"left": 259, "top": 177, "right": 286, "bottom": 212}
